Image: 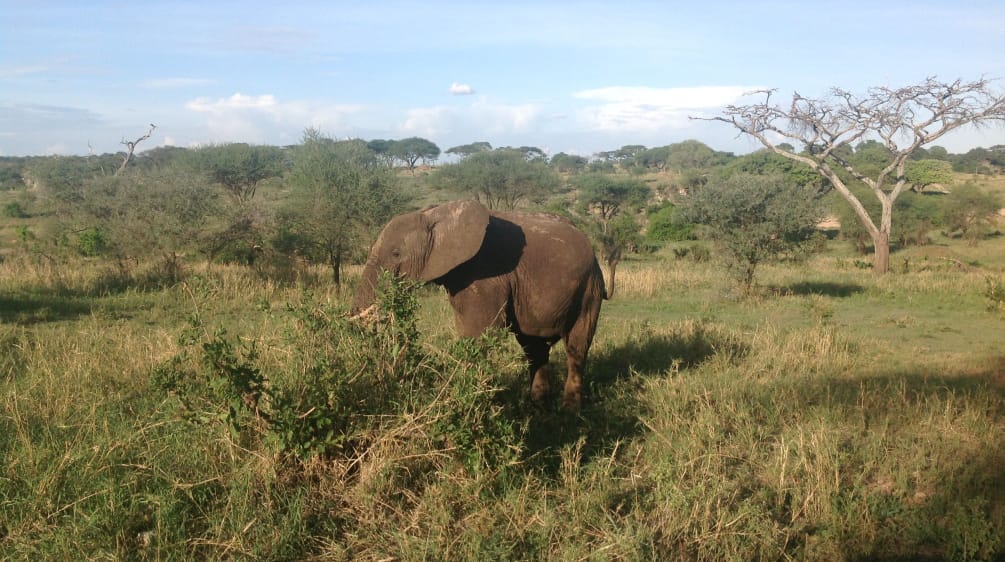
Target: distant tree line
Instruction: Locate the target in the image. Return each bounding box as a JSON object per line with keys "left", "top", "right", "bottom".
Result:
{"left": 2, "top": 124, "right": 1002, "bottom": 293}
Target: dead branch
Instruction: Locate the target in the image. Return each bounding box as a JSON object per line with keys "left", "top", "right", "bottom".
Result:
{"left": 116, "top": 123, "right": 157, "bottom": 175}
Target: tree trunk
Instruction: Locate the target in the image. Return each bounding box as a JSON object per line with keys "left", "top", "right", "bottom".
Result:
{"left": 330, "top": 250, "right": 342, "bottom": 287}
{"left": 873, "top": 230, "right": 890, "bottom": 274}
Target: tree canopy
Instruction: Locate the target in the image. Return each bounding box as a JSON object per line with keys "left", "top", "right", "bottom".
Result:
{"left": 431, "top": 148, "right": 560, "bottom": 210}
{"left": 704, "top": 76, "right": 1005, "bottom": 273}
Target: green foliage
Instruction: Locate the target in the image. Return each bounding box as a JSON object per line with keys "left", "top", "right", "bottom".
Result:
{"left": 724, "top": 148, "right": 822, "bottom": 190}
{"left": 80, "top": 168, "right": 222, "bottom": 284}
{"left": 683, "top": 173, "right": 824, "bottom": 293}
{"left": 389, "top": 136, "right": 441, "bottom": 170}
{"left": 432, "top": 148, "right": 561, "bottom": 209}
{"left": 646, "top": 202, "right": 695, "bottom": 243}
{"left": 3, "top": 201, "right": 29, "bottom": 218}
{"left": 76, "top": 227, "right": 108, "bottom": 257}
{"left": 943, "top": 183, "right": 1003, "bottom": 245}
{"left": 186, "top": 143, "right": 286, "bottom": 203}
{"left": 836, "top": 188, "right": 948, "bottom": 253}
{"left": 153, "top": 273, "right": 526, "bottom": 468}
{"left": 446, "top": 141, "right": 492, "bottom": 159}
{"left": 549, "top": 152, "right": 588, "bottom": 173}
{"left": 905, "top": 158, "right": 954, "bottom": 191}
{"left": 575, "top": 173, "right": 650, "bottom": 223}
{"left": 983, "top": 276, "right": 1005, "bottom": 315}
{"left": 283, "top": 128, "right": 407, "bottom": 284}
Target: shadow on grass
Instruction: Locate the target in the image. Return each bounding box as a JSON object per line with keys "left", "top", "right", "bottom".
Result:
{"left": 0, "top": 292, "right": 95, "bottom": 325}
{"left": 520, "top": 324, "right": 749, "bottom": 476}
{"left": 766, "top": 364, "right": 1005, "bottom": 561}
{"left": 781, "top": 281, "right": 866, "bottom": 298}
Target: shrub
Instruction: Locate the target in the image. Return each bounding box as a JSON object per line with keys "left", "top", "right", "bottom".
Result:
{"left": 153, "top": 272, "right": 527, "bottom": 468}
{"left": 646, "top": 203, "right": 695, "bottom": 243}
{"left": 3, "top": 201, "right": 29, "bottom": 218}
{"left": 77, "top": 227, "right": 109, "bottom": 256}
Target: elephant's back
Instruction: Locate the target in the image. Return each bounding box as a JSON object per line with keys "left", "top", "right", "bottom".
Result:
{"left": 490, "top": 210, "right": 599, "bottom": 280}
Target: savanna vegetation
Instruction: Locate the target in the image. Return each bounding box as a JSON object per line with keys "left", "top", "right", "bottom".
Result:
{"left": 3, "top": 82, "right": 1005, "bottom": 559}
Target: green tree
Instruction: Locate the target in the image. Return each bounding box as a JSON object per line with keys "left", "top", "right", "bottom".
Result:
{"left": 705, "top": 77, "right": 1005, "bottom": 273}
{"left": 575, "top": 173, "right": 651, "bottom": 297}
{"left": 904, "top": 159, "right": 954, "bottom": 192}
{"left": 83, "top": 168, "right": 221, "bottom": 283}
{"left": 187, "top": 143, "right": 286, "bottom": 204}
{"left": 666, "top": 139, "right": 726, "bottom": 171}
{"left": 683, "top": 173, "right": 824, "bottom": 294}
{"left": 550, "top": 152, "right": 588, "bottom": 174}
{"left": 634, "top": 146, "right": 671, "bottom": 172}
{"left": 389, "top": 137, "right": 441, "bottom": 171}
{"left": 575, "top": 174, "right": 650, "bottom": 227}
{"left": 446, "top": 142, "right": 493, "bottom": 159}
{"left": 432, "top": 148, "right": 560, "bottom": 210}
{"left": 943, "top": 183, "right": 1002, "bottom": 245}
{"left": 645, "top": 203, "right": 694, "bottom": 244}
{"left": 284, "top": 129, "right": 407, "bottom": 285}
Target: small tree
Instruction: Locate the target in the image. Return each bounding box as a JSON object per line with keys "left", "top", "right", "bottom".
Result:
{"left": 284, "top": 129, "right": 406, "bottom": 285}
{"left": 575, "top": 174, "right": 650, "bottom": 297}
{"left": 683, "top": 173, "right": 824, "bottom": 294}
{"left": 432, "top": 148, "right": 560, "bottom": 210}
{"left": 188, "top": 143, "right": 286, "bottom": 204}
{"left": 943, "top": 183, "right": 1002, "bottom": 245}
{"left": 85, "top": 168, "right": 221, "bottom": 283}
{"left": 702, "top": 77, "right": 1005, "bottom": 273}
{"left": 389, "top": 137, "right": 441, "bottom": 171}
{"left": 904, "top": 159, "right": 954, "bottom": 192}
{"left": 446, "top": 142, "right": 493, "bottom": 159}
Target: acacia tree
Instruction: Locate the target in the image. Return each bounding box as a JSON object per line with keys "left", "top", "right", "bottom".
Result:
{"left": 432, "top": 148, "right": 560, "bottom": 209}
{"left": 285, "top": 129, "right": 406, "bottom": 286}
{"left": 575, "top": 174, "right": 651, "bottom": 297}
{"left": 703, "top": 77, "right": 1005, "bottom": 273}
{"left": 389, "top": 137, "right": 440, "bottom": 171}
{"left": 683, "top": 173, "right": 824, "bottom": 294}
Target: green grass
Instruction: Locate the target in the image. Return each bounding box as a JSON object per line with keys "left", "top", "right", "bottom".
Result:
{"left": 2, "top": 236, "right": 1005, "bottom": 560}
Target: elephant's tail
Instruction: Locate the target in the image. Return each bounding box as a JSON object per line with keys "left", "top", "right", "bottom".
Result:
{"left": 603, "top": 254, "right": 619, "bottom": 300}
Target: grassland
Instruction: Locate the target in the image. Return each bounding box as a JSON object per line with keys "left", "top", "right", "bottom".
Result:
{"left": 2, "top": 222, "right": 1004, "bottom": 561}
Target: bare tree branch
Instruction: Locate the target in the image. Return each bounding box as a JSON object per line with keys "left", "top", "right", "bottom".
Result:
{"left": 116, "top": 123, "right": 157, "bottom": 175}
{"left": 694, "top": 76, "right": 1005, "bottom": 273}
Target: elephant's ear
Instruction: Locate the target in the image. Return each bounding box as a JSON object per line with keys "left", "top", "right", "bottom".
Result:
{"left": 419, "top": 200, "right": 490, "bottom": 281}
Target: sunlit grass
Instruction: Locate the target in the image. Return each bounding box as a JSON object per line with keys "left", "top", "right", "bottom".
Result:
{"left": 2, "top": 234, "right": 1004, "bottom": 560}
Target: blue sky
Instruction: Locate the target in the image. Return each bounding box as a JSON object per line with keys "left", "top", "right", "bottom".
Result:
{"left": 2, "top": 0, "right": 1004, "bottom": 157}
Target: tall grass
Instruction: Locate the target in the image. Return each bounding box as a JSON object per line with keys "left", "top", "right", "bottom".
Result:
{"left": 2, "top": 247, "right": 1004, "bottom": 560}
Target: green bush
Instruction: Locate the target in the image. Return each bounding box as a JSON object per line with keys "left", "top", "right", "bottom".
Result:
{"left": 77, "top": 227, "right": 109, "bottom": 256}
{"left": 2, "top": 201, "right": 28, "bottom": 218}
{"left": 646, "top": 203, "right": 695, "bottom": 243}
{"left": 153, "top": 272, "right": 527, "bottom": 467}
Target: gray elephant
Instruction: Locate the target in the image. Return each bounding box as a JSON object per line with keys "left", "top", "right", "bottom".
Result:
{"left": 351, "top": 200, "right": 606, "bottom": 410}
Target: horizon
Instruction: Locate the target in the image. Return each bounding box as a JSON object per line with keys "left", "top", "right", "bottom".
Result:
{"left": 3, "top": 1, "right": 1005, "bottom": 158}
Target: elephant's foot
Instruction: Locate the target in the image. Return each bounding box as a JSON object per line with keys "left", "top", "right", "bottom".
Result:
{"left": 560, "top": 389, "right": 582, "bottom": 412}
{"left": 530, "top": 368, "right": 551, "bottom": 403}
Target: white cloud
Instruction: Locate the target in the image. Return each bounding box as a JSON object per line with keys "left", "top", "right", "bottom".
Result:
{"left": 573, "top": 86, "right": 756, "bottom": 132}
{"left": 449, "top": 82, "right": 475, "bottom": 95}
{"left": 184, "top": 93, "right": 365, "bottom": 144}
{"left": 400, "top": 97, "right": 543, "bottom": 139}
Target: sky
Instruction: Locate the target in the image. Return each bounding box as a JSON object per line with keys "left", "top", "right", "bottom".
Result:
{"left": 2, "top": 0, "right": 1005, "bottom": 158}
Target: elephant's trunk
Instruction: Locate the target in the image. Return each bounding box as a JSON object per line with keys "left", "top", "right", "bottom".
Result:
{"left": 350, "top": 261, "right": 380, "bottom": 315}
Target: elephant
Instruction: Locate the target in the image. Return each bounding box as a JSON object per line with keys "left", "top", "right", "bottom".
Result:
{"left": 350, "top": 200, "right": 607, "bottom": 410}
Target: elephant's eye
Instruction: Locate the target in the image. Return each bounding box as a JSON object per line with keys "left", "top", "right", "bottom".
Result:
{"left": 391, "top": 249, "right": 401, "bottom": 259}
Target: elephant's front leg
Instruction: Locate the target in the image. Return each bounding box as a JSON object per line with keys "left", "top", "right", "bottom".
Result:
{"left": 517, "top": 335, "right": 553, "bottom": 403}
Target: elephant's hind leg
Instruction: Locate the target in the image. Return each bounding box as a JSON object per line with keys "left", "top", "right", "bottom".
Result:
{"left": 517, "top": 334, "right": 553, "bottom": 403}
{"left": 561, "top": 295, "right": 602, "bottom": 411}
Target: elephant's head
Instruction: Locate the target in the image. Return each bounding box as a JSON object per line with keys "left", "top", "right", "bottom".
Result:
{"left": 350, "top": 200, "right": 491, "bottom": 315}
